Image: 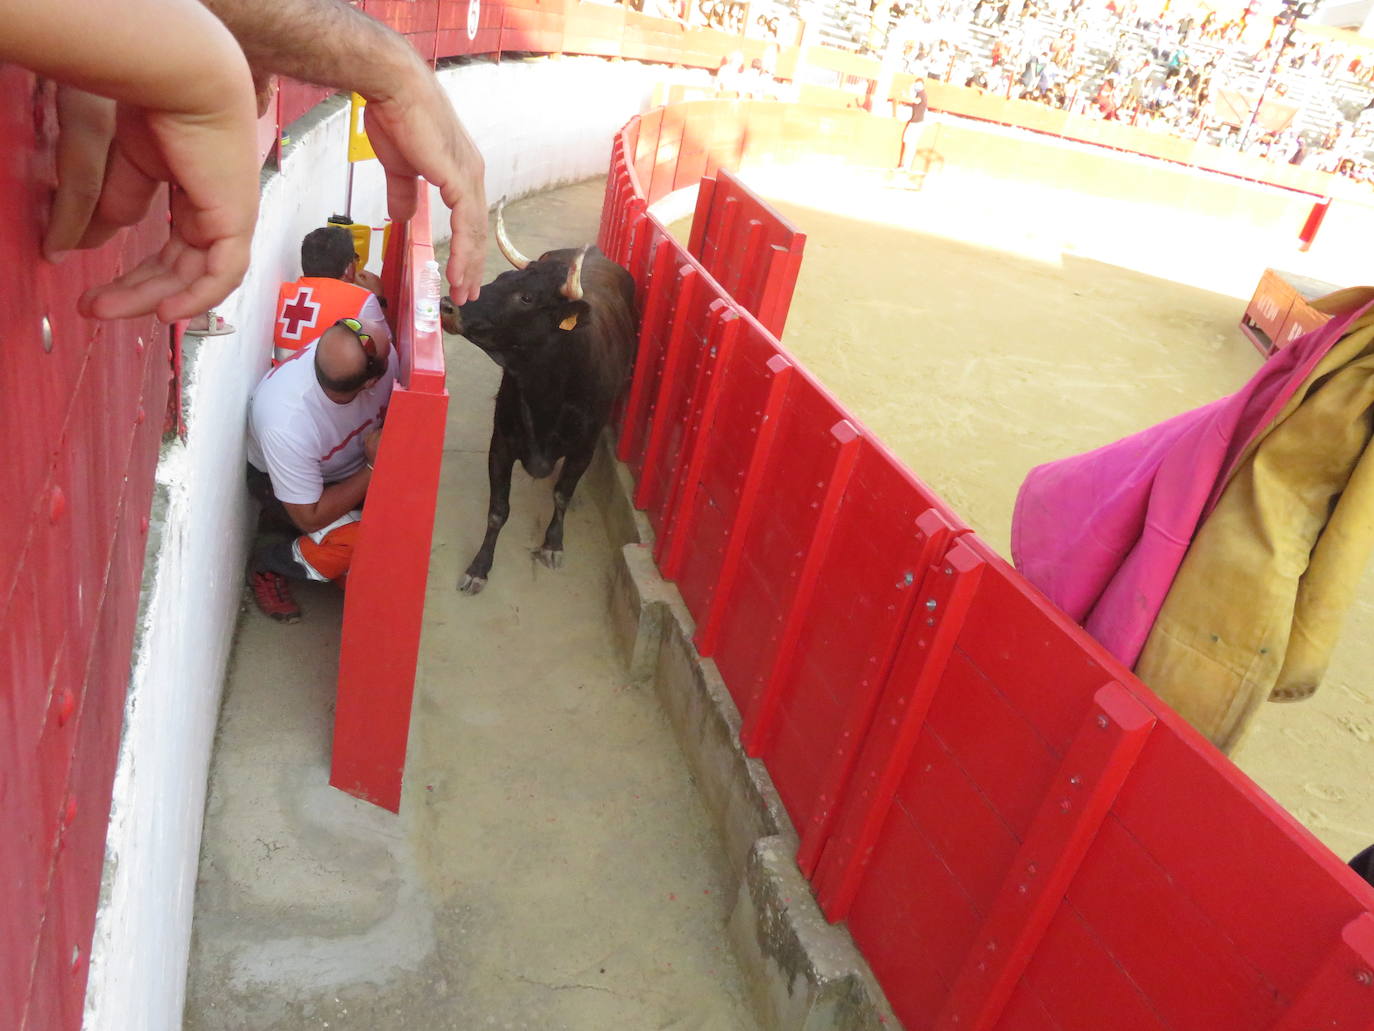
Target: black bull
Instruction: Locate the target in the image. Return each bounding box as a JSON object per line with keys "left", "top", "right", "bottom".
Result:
{"left": 439, "top": 225, "right": 636, "bottom": 594}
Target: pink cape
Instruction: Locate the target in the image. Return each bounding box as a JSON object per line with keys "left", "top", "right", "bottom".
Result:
{"left": 1011, "top": 298, "right": 1374, "bottom": 669}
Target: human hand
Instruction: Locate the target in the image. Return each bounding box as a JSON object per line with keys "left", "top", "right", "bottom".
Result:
{"left": 354, "top": 267, "right": 385, "bottom": 298}
{"left": 43, "top": 85, "right": 117, "bottom": 262}
{"left": 73, "top": 96, "right": 260, "bottom": 322}
{"left": 9, "top": 0, "right": 261, "bottom": 322}
{"left": 363, "top": 427, "right": 383, "bottom": 466}
{"left": 364, "top": 65, "right": 487, "bottom": 305}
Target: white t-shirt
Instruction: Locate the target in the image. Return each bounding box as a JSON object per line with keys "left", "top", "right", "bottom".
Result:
{"left": 245, "top": 340, "right": 396, "bottom": 505}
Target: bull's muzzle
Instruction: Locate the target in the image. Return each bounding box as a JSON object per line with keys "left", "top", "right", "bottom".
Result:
{"left": 440, "top": 296, "right": 462, "bottom": 335}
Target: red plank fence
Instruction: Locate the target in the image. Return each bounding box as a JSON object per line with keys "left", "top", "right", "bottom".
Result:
{"left": 332, "top": 193, "right": 449, "bottom": 813}
{"left": 687, "top": 167, "right": 805, "bottom": 338}
{"left": 600, "top": 99, "right": 1374, "bottom": 1031}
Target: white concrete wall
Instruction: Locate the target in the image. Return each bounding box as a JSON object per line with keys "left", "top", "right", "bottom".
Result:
{"left": 83, "top": 54, "right": 707, "bottom": 1031}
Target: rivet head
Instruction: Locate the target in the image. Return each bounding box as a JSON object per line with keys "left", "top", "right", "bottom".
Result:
{"left": 903, "top": 571, "right": 914, "bottom": 585}
{"left": 1096, "top": 714, "right": 1109, "bottom": 729}
{"left": 1357, "top": 969, "right": 1373, "bottom": 987}
{"left": 41, "top": 315, "right": 54, "bottom": 353}
{"left": 925, "top": 598, "right": 937, "bottom": 610}
{"left": 48, "top": 486, "right": 66, "bottom": 524}
{"left": 1017, "top": 883, "right": 1028, "bottom": 894}
{"left": 135, "top": 335, "right": 145, "bottom": 355}
{"left": 1069, "top": 775, "right": 1082, "bottom": 787}
{"left": 1060, "top": 798, "right": 1072, "bottom": 812}
{"left": 1026, "top": 862, "right": 1038, "bottom": 875}
{"left": 70, "top": 945, "right": 81, "bottom": 972}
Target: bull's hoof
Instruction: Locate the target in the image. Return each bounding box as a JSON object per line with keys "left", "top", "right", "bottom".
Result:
{"left": 459, "top": 573, "right": 488, "bottom": 595}
{"left": 535, "top": 547, "right": 564, "bottom": 570}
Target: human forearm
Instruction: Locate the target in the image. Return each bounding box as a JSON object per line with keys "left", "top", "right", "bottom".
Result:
{"left": 198, "top": 0, "right": 425, "bottom": 102}
{"left": 285, "top": 468, "right": 371, "bottom": 534}
{"left": 0, "top": 0, "right": 253, "bottom": 116}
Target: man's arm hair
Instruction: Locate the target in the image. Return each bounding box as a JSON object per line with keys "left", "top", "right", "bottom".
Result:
{"left": 199, "top": 0, "right": 423, "bottom": 102}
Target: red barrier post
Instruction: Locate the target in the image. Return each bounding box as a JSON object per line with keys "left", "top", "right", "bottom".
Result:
{"left": 1270, "top": 913, "right": 1374, "bottom": 1030}
{"left": 739, "top": 419, "right": 862, "bottom": 754}
{"left": 635, "top": 265, "right": 702, "bottom": 512}
{"left": 618, "top": 236, "right": 676, "bottom": 463}
{"left": 933, "top": 682, "right": 1155, "bottom": 1031}
{"left": 795, "top": 505, "right": 963, "bottom": 874}
{"left": 656, "top": 303, "right": 741, "bottom": 580}
{"left": 695, "top": 352, "right": 794, "bottom": 657}
{"left": 813, "top": 540, "right": 987, "bottom": 919}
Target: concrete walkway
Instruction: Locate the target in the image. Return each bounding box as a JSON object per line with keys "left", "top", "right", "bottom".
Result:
{"left": 184, "top": 178, "right": 760, "bottom": 1031}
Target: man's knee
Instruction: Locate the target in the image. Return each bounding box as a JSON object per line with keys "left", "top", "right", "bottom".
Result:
{"left": 285, "top": 519, "right": 361, "bottom": 582}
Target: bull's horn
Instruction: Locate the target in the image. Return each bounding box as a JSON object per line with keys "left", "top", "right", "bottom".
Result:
{"left": 562, "top": 245, "right": 589, "bottom": 302}
{"left": 494, "top": 198, "right": 532, "bottom": 270}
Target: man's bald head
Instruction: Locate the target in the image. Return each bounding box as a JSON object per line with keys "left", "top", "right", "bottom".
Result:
{"left": 315, "top": 323, "right": 373, "bottom": 397}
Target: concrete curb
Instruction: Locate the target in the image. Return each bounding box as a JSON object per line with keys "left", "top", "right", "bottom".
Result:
{"left": 593, "top": 434, "right": 898, "bottom": 1031}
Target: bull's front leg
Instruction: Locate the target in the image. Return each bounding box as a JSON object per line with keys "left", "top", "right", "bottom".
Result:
{"left": 536, "top": 447, "right": 594, "bottom": 569}
{"left": 462, "top": 428, "right": 516, "bottom": 595}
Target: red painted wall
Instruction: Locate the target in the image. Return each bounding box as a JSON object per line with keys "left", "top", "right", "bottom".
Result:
{"left": 1, "top": 69, "right": 172, "bottom": 1031}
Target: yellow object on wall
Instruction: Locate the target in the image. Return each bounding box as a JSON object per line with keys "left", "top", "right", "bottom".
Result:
{"left": 348, "top": 92, "right": 377, "bottom": 163}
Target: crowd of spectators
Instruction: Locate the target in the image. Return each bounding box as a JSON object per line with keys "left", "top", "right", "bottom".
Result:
{"left": 856, "top": 0, "right": 1374, "bottom": 179}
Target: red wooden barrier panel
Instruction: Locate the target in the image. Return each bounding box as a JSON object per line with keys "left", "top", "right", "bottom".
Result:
{"left": 332, "top": 193, "right": 449, "bottom": 812}
{"left": 687, "top": 167, "right": 806, "bottom": 338}
{"left": 436, "top": 0, "right": 503, "bottom": 58}
{"left": 499, "top": 0, "right": 566, "bottom": 55}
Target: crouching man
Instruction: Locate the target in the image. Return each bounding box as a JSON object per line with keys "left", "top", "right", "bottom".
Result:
{"left": 246, "top": 316, "right": 394, "bottom": 622}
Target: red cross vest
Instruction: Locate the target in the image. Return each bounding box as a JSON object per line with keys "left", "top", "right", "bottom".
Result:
{"left": 272, "top": 277, "right": 372, "bottom": 364}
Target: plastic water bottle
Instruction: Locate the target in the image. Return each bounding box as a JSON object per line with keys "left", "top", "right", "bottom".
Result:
{"left": 416, "top": 259, "right": 442, "bottom": 333}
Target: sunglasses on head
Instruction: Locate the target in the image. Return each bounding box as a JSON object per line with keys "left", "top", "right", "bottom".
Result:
{"left": 333, "top": 317, "right": 384, "bottom": 380}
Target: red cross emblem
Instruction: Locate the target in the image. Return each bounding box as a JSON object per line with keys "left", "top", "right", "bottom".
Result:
{"left": 278, "top": 285, "right": 321, "bottom": 340}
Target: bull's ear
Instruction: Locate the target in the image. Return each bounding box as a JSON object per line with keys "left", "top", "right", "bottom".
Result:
{"left": 558, "top": 299, "right": 590, "bottom": 332}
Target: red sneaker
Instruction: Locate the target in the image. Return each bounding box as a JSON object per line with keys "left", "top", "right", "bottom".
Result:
{"left": 250, "top": 570, "right": 301, "bottom": 623}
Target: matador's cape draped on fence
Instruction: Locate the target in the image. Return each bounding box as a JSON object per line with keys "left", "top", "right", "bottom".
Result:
{"left": 1013, "top": 287, "right": 1374, "bottom": 751}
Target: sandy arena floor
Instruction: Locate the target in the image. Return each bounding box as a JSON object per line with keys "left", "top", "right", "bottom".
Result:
{"left": 703, "top": 158, "right": 1374, "bottom": 865}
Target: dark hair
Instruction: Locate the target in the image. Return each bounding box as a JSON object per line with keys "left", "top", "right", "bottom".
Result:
{"left": 301, "top": 226, "right": 357, "bottom": 279}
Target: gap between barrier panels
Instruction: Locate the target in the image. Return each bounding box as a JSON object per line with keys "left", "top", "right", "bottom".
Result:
{"left": 599, "top": 98, "right": 1374, "bottom": 1031}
